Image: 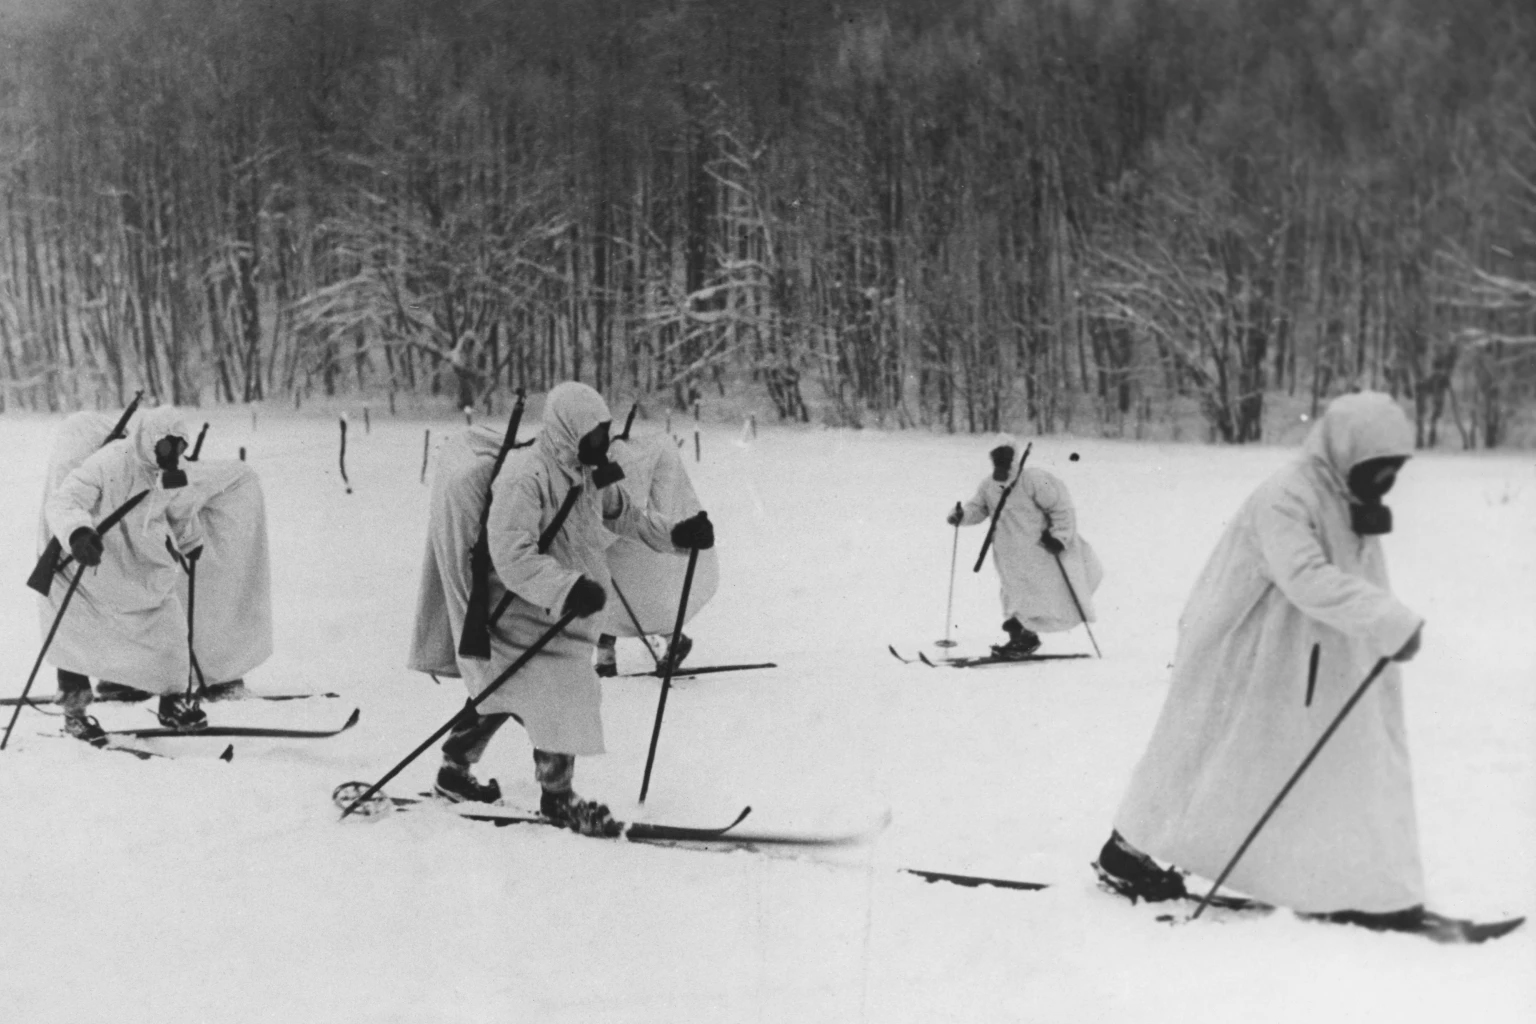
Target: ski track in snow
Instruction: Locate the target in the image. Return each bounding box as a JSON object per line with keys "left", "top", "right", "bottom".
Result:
{"left": 1, "top": 405, "right": 1532, "bottom": 1024}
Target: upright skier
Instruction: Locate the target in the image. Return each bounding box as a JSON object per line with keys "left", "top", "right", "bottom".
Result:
{"left": 409, "top": 382, "right": 714, "bottom": 835}
{"left": 593, "top": 426, "right": 718, "bottom": 677}
{"left": 1099, "top": 392, "right": 1438, "bottom": 932}
{"left": 947, "top": 435, "right": 1102, "bottom": 657}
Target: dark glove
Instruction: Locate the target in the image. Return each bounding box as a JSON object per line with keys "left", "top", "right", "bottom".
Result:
{"left": 1039, "top": 530, "right": 1065, "bottom": 555}
{"left": 1393, "top": 625, "right": 1422, "bottom": 663}
{"left": 946, "top": 503, "right": 964, "bottom": 527}
{"left": 562, "top": 576, "right": 607, "bottom": 618}
{"left": 69, "top": 527, "right": 104, "bottom": 567}
{"left": 185, "top": 546, "right": 204, "bottom": 564}
{"left": 670, "top": 512, "right": 715, "bottom": 550}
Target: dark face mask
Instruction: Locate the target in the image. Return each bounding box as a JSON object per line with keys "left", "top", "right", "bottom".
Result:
{"left": 578, "top": 423, "right": 625, "bottom": 489}
{"left": 1346, "top": 457, "right": 1404, "bottom": 535}
{"left": 155, "top": 436, "right": 188, "bottom": 489}
{"left": 990, "top": 446, "right": 1015, "bottom": 483}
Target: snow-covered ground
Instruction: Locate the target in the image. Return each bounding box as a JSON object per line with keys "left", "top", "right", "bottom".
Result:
{"left": 1, "top": 400, "right": 1531, "bottom": 1024}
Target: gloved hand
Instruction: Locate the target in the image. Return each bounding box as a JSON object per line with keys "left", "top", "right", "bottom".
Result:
{"left": 946, "top": 503, "right": 963, "bottom": 526}
{"left": 562, "top": 576, "right": 607, "bottom": 618}
{"left": 671, "top": 512, "right": 715, "bottom": 550}
{"left": 69, "top": 527, "right": 104, "bottom": 567}
{"left": 1039, "top": 530, "right": 1065, "bottom": 555}
{"left": 1393, "top": 625, "right": 1423, "bottom": 663}
{"left": 185, "top": 546, "right": 204, "bottom": 564}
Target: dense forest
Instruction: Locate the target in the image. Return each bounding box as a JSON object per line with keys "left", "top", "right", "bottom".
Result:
{"left": 1, "top": 0, "right": 1533, "bottom": 445}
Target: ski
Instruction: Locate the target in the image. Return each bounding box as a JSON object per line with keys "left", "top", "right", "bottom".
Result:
{"left": 37, "top": 731, "right": 167, "bottom": 760}
{"left": 111, "top": 707, "right": 360, "bottom": 740}
{"left": 35, "top": 731, "right": 238, "bottom": 761}
{"left": 921, "top": 651, "right": 1091, "bottom": 668}
{"left": 888, "top": 647, "right": 1090, "bottom": 668}
{"left": 902, "top": 868, "right": 1050, "bottom": 891}
{"left": 903, "top": 866, "right": 1264, "bottom": 913}
{"left": 1411, "top": 914, "right": 1525, "bottom": 945}
{"left": 2, "top": 690, "right": 340, "bottom": 706}
{"left": 1292, "top": 909, "right": 1526, "bottom": 945}
{"left": 620, "top": 662, "right": 777, "bottom": 680}
{"left": 335, "top": 784, "right": 886, "bottom": 847}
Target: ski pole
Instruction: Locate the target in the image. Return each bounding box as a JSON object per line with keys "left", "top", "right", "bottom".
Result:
{"left": 185, "top": 551, "right": 207, "bottom": 695}
{"left": 639, "top": 543, "right": 702, "bottom": 803}
{"left": 339, "top": 610, "right": 579, "bottom": 819}
{"left": 1051, "top": 552, "right": 1101, "bottom": 659}
{"left": 5, "top": 487, "right": 153, "bottom": 749}
{"left": 937, "top": 504, "right": 961, "bottom": 649}
{"left": 1191, "top": 656, "right": 1392, "bottom": 920}
{"left": 2, "top": 565, "right": 87, "bottom": 751}
{"left": 610, "top": 579, "right": 664, "bottom": 670}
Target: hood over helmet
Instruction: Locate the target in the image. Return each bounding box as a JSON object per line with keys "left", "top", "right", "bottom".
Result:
{"left": 128, "top": 406, "right": 193, "bottom": 472}
{"left": 537, "top": 382, "right": 613, "bottom": 477}
{"left": 1303, "top": 393, "right": 1413, "bottom": 492}
{"left": 1303, "top": 392, "right": 1413, "bottom": 534}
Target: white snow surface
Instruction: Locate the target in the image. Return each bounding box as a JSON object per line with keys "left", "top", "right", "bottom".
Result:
{"left": 1, "top": 405, "right": 1532, "bottom": 1024}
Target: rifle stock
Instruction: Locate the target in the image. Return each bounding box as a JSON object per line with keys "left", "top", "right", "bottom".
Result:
{"left": 972, "top": 442, "right": 1031, "bottom": 573}
{"left": 25, "top": 392, "right": 144, "bottom": 596}
{"left": 459, "top": 391, "right": 527, "bottom": 660}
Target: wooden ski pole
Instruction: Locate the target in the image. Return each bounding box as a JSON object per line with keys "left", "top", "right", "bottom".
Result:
{"left": 937, "top": 504, "right": 961, "bottom": 649}
{"left": 2, "top": 565, "right": 87, "bottom": 751}
{"left": 611, "top": 579, "right": 664, "bottom": 670}
{"left": 1051, "top": 552, "right": 1101, "bottom": 659}
{"left": 1191, "top": 657, "right": 1392, "bottom": 919}
{"left": 639, "top": 543, "right": 702, "bottom": 803}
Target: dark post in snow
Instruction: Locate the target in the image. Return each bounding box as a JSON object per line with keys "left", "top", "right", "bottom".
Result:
{"left": 421, "top": 429, "right": 431, "bottom": 484}
{"left": 339, "top": 416, "right": 353, "bottom": 494}
{"left": 694, "top": 430, "right": 701, "bottom": 463}
{"left": 239, "top": 447, "right": 246, "bottom": 462}
{"left": 364, "top": 407, "right": 371, "bottom": 434}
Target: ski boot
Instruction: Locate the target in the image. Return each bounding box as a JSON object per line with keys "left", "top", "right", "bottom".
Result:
{"left": 658, "top": 633, "right": 693, "bottom": 675}
{"left": 990, "top": 619, "right": 1041, "bottom": 661}
{"left": 594, "top": 636, "right": 617, "bottom": 678}
{"left": 156, "top": 694, "right": 208, "bottom": 732}
{"left": 434, "top": 761, "right": 503, "bottom": 804}
{"left": 96, "top": 681, "right": 152, "bottom": 702}
{"left": 59, "top": 676, "right": 108, "bottom": 747}
{"left": 62, "top": 712, "right": 109, "bottom": 748}
{"left": 1094, "top": 830, "right": 1188, "bottom": 903}
{"left": 540, "top": 789, "right": 620, "bottom": 837}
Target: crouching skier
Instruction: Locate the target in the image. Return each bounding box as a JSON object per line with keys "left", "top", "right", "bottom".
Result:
{"left": 1100, "top": 392, "right": 1438, "bottom": 933}
{"left": 593, "top": 419, "right": 719, "bottom": 677}
{"left": 39, "top": 407, "right": 211, "bottom": 741}
{"left": 947, "top": 435, "right": 1103, "bottom": 658}
{"left": 409, "top": 382, "right": 715, "bottom": 836}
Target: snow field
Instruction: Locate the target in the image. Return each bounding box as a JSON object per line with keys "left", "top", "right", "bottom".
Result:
{"left": 0, "top": 402, "right": 1531, "bottom": 1024}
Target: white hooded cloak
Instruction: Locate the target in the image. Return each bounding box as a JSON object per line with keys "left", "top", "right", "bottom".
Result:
{"left": 1113, "top": 392, "right": 1425, "bottom": 914}
{"left": 957, "top": 435, "right": 1103, "bottom": 633}
{"left": 38, "top": 409, "right": 273, "bottom": 691}
{"left": 408, "top": 384, "right": 681, "bottom": 755}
